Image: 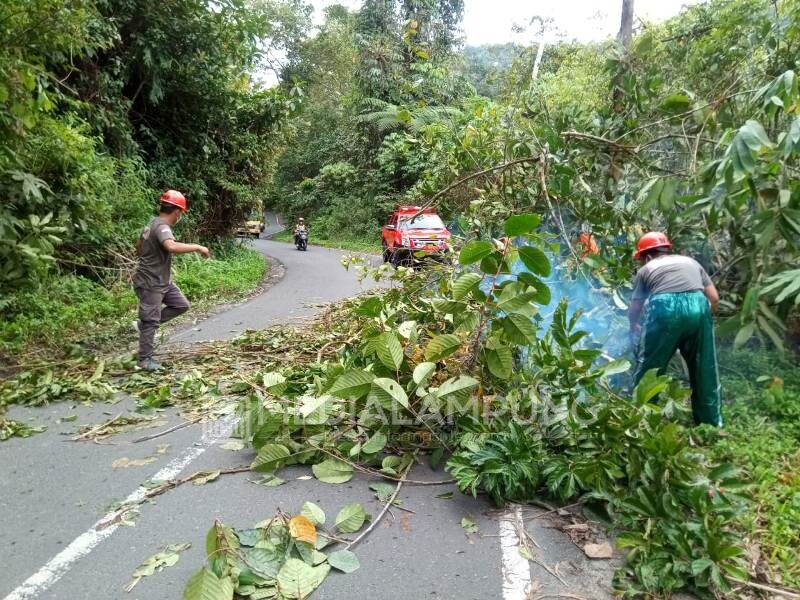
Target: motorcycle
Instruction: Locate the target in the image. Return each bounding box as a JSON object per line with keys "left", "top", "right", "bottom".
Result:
{"left": 295, "top": 229, "right": 308, "bottom": 251}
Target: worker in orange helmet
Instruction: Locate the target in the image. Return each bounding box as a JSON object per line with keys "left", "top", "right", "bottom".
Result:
{"left": 629, "top": 231, "right": 722, "bottom": 426}
{"left": 132, "top": 190, "right": 210, "bottom": 371}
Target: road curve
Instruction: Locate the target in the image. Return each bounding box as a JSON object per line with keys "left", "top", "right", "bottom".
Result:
{"left": 172, "top": 238, "right": 382, "bottom": 344}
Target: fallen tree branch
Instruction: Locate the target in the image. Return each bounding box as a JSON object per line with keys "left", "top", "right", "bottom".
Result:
{"left": 411, "top": 156, "right": 541, "bottom": 219}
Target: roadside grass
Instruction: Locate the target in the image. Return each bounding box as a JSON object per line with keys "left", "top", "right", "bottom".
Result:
{"left": 698, "top": 348, "right": 800, "bottom": 587}
{"left": 0, "top": 243, "right": 267, "bottom": 361}
{"left": 269, "top": 229, "right": 382, "bottom": 255}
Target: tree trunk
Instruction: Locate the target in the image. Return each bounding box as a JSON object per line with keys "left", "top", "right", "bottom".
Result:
{"left": 617, "top": 0, "right": 634, "bottom": 48}
{"left": 608, "top": 0, "right": 635, "bottom": 192}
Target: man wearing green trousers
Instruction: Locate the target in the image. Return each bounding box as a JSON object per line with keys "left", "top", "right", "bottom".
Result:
{"left": 629, "top": 232, "right": 723, "bottom": 426}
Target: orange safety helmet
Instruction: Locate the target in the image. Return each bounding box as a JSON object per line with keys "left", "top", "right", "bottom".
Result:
{"left": 634, "top": 231, "right": 671, "bottom": 259}
{"left": 160, "top": 190, "right": 188, "bottom": 212}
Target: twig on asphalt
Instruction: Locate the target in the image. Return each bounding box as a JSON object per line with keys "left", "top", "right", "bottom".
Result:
{"left": 132, "top": 417, "right": 202, "bottom": 443}
{"left": 96, "top": 466, "right": 251, "bottom": 531}
{"left": 70, "top": 412, "right": 124, "bottom": 441}
{"left": 345, "top": 462, "right": 412, "bottom": 550}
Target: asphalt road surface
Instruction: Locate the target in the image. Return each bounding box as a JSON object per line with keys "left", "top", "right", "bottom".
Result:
{"left": 1, "top": 226, "right": 617, "bottom": 600}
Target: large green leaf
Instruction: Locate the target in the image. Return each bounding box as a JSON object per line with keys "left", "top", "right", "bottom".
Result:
{"left": 362, "top": 429, "right": 388, "bottom": 454}
{"left": 368, "top": 377, "right": 409, "bottom": 409}
{"left": 486, "top": 345, "right": 513, "bottom": 379}
{"left": 298, "top": 395, "right": 335, "bottom": 425}
{"left": 327, "top": 549, "right": 360, "bottom": 574}
{"left": 502, "top": 314, "right": 537, "bottom": 345}
{"left": 301, "top": 502, "right": 326, "bottom": 526}
{"left": 451, "top": 272, "right": 482, "bottom": 300}
{"left": 437, "top": 376, "right": 479, "bottom": 415}
{"left": 376, "top": 332, "right": 404, "bottom": 370}
{"left": 251, "top": 444, "right": 291, "bottom": 473}
{"left": 276, "top": 558, "right": 329, "bottom": 599}
{"left": 245, "top": 547, "right": 283, "bottom": 578}
{"left": 518, "top": 246, "right": 551, "bottom": 277}
{"left": 517, "top": 272, "right": 551, "bottom": 305}
{"left": 459, "top": 240, "right": 493, "bottom": 265}
{"left": 425, "top": 334, "right": 462, "bottom": 361}
{"left": 504, "top": 213, "right": 541, "bottom": 236}
{"left": 328, "top": 370, "right": 375, "bottom": 399}
{"left": 311, "top": 458, "right": 353, "bottom": 484}
{"left": 183, "top": 568, "right": 233, "bottom": 600}
{"left": 335, "top": 502, "right": 368, "bottom": 533}
{"left": 412, "top": 362, "right": 436, "bottom": 386}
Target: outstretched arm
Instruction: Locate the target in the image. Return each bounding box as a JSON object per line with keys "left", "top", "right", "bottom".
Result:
{"left": 163, "top": 239, "right": 210, "bottom": 257}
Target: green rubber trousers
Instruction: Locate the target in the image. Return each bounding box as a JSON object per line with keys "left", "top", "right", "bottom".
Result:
{"left": 634, "top": 291, "right": 723, "bottom": 427}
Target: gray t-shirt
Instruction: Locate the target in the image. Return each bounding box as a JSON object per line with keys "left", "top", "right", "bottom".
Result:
{"left": 631, "top": 254, "right": 712, "bottom": 301}
{"left": 133, "top": 217, "right": 175, "bottom": 291}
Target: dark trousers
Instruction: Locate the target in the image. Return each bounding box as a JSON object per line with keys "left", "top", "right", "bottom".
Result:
{"left": 135, "top": 283, "right": 190, "bottom": 361}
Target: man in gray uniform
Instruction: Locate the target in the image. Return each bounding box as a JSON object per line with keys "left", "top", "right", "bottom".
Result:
{"left": 133, "top": 190, "right": 209, "bottom": 371}
{"left": 629, "top": 231, "right": 722, "bottom": 426}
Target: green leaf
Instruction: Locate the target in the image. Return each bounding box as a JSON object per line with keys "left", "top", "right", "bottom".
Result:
{"left": 376, "top": 332, "right": 404, "bottom": 370}
{"left": 312, "top": 459, "right": 353, "bottom": 484}
{"left": 335, "top": 502, "right": 368, "bottom": 533}
{"left": 412, "top": 362, "right": 436, "bottom": 386}
{"left": 353, "top": 297, "right": 383, "bottom": 317}
{"left": 437, "top": 375, "right": 479, "bottom": 408}
{"left": 733, "top": 323, "right": 755, "bottom": 349}
{"left": 691, "top": 558, "right": 714, "bottom": 575}
{"left": 245, "top": 547, "right": 283, "bottom": 577}
{"left": 327, "top": 550, "right": 361, "bottom": 573}
{"left": 659, "top": 93, "right": 691, "bottom": 114}
{"left": 461, "top": 517, "right": 479, "bottom": 534}
{"left": 276, "top": 558, "right": 329, "bottom": 599}
{"left": 329, "top": 370, "right": 375, "bottom": 399}
{"left": 425, "top": 334, "right": 462, "bottom": 361}
{"left": 368, "top": 378, "right": 409, "bottom": 410}
{"left": 518, "top": 246, "right": 551, "bottom": 277}
{"left": 459, "top": 240, "right": 493, "bottom": 265}
{"left": 362, "top": 429, "right": 388, "bottom": 454}
{"left": 183, "top": 568, "right": 233, "bottom": 600}
{"left": 504, "top": 214, "right": 541, "bottom": 236}
{"left": 452, "top": 272, "right": 482, "bottom": 300}
{"left": 301, "top": 502, "right": 326, "bottom": 526}
{"left": 369, "top": 482, "right": 397, "bottom": 502}
{"left": 598, "top": 359, "right": 630, "bottom": 377}
{"left": 502, "top": 314, "right": 537, "bottom": 345}
{"left": 486, "top": 345, "right": 513, "bottom": 379}
{"left": 517, "top": 272, "right": 551, "bottom": 305}
{"left": 298, "top": 395, "right": 334, "bottom": 425}
{"left": 250, "top": 444, "right": 290, "bottom": 473}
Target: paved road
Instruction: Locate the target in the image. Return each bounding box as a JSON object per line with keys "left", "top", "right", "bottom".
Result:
{"left": 1, "top": 232, "right": 616, "bottom": 600}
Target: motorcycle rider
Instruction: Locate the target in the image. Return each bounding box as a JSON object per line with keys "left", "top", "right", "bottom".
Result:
{"left": 293, "top": 217, "right": 308, "bottom": 246}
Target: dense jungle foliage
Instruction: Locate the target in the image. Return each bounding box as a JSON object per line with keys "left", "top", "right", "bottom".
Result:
{"left": 1, "top": 0, "right": 303, "bottom": 310}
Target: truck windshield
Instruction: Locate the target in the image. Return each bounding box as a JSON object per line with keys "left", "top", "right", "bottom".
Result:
{"left": 400, "top": 214, "right": 445, "bottom": 230}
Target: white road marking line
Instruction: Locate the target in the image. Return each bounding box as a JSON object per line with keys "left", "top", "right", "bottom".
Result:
{"left": 500, "top": 504, "right": 532, "bottom": 600}
{"left": 3, "top": 416, "right": 236, "bottom": 600}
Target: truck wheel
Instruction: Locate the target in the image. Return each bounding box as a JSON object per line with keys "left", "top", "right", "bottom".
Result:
{"left": 391, "top": 250, "right": 408, "bottom": 268}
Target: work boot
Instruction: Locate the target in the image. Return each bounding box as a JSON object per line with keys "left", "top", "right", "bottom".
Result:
{"left": 137, "top": 358, "right": 162, "bottom": 372}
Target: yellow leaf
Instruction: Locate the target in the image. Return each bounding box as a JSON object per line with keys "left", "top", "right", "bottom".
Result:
{"left": 289, "top": 515, "right": 317, "bottom": 545}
